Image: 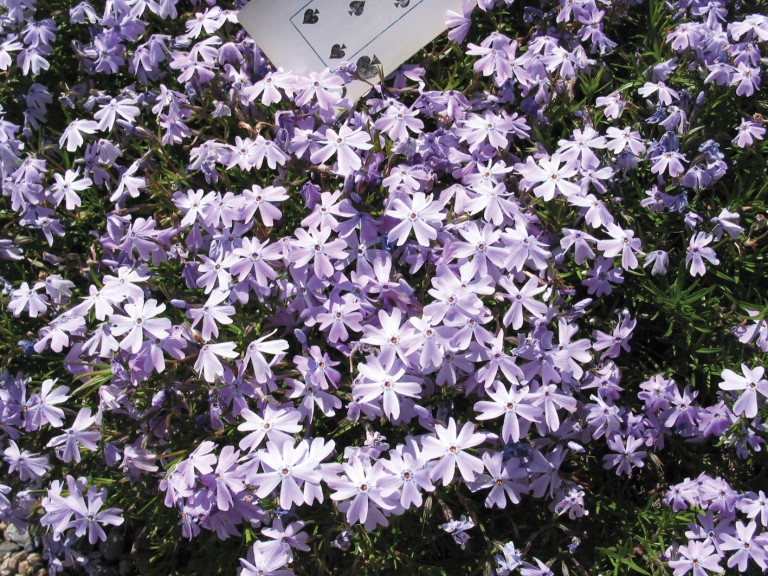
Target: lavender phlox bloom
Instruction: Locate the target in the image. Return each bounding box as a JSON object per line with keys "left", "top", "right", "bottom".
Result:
{"left": 194, "top": 342, "right": 238, "bottom": 382}
{"left": 528, "top": 446, "right": 568, "bottom": 498}
{"left": 354, "top": 355, "right": 421, "bottom": 421}
{"left": 568, "top": 193, "right": 615, "bottom": 228}
{"left": 0, "top": 39, "right": 24, "bottom": 71}
{"left": 315, "top": 294, "right": 364, "bottom": 343}
{"left": 466, "top": 33, "right": 522, "bottom": 85}
{"left": 327, "top": 458, "right": 398, "bottom": 530}
{"left": 66, "top": 485, "right": 123, "bottom": 545}
{"left": 560, "top": 228, "right": 596, "bottom": 264}
{"left": 686, "top": 232, "right": 719, "bottom": 276}
{"left": 458, "top": 110, "right": 529, "bottom": 151}
{"left": 261, "top": 518, "right": 310, "bottom": 562}
{"left": 381, "top": 439, "right": 434, "bottom": 508}
{"left": 441, "top": 515, "right": 474, "bottom": 549}
{"left": 50, "top": 169, "right": 90, "bottom": 210}
{"left": 286, "top": 377, "right": 342, "bottom": 422}
{"left": 382, "top": 164, "right": 428, "bottom": 192}
{"left": 605, "top": 126, "right": 646, "bottom": 156}
{"left": 595, "top": 91, "right": 627, "bottom": 119}
{"left": 109, "top": 160, "right": 146, "bottom": 202}
{"left": 245, "top": 70, "right": 298, "bottom": 106}
{"left": 300, "top": 190, "right": 355, "bottom": 231}
{"left": 514, "top": 154, "right": 581, "bottom": 200}
{"left": 719, "top": 364, "right": 768, "bottom": 419}
{"left": 473, "top": 382, "right": 541, "bottom": 442}
{"left": 286, "top": 225, "right": 347, "bottom": 278}
{"left": 503, "top": 227, "right": 551, "bottom": 272}
{"left": 8, "top": 281, "right": 48, "bottom": 317}
{"left": 3, "top": 439, "right": 49, "bottom": 481}
{"left": 310, "top": 124, "right": 372, "bottom": 176}
{"left": 597, "top": 223, "right": 643, "bottom": 270}
{"left": 47, "top": 407, "right": 100, "bottom": 463}
{"left": 730, "top": 64, "right": 760, "bottom": 96}
{"left": 451, "top": 221, "right": 508, "bottom": 278}
{"left": 638, "top": 81, "right": 680, "bottom": 105}
{"left": 557, "top": 126, "right": 607, "bottom": 170}
{"left": 386, "top": 192, "right": 445, "bottom": 247}
{"left": 238, "top": 404, "right": 303, "bottom": 453}
{"left": 733, "top": 118, "right": 765, "bottom": 147}
{"left": 250, "top": 439, "right": 324, "bottom": 510}
{"left": 294, "top": 68, "right": 346, "bottom": 110}
{"left": 94, "top": 96, "right": 140, "bottom": 132}
{"left": 498, "top": 276, "right": 548, "bottom": 330}
{"left": 554, "top": 486, "right": 589, "bottom": 520}
{"left": 592, "top": 313, "right": 636, "bottom": 359}
{"left": 729, "top": 14, "right": 768, "bottom": 42}
{"left": 445, "top": 1, "right": 473, "bottom": 44}
{"left": 719, "top": 520, "right": 768, "bottom": 572}
{"left": 520, "top": 557, "right": 555, "bottom": 576}
{"left": 495, "top": 541, "right": 523, "bottom": 575}
{"left": 361, "top": 308, "right": 416, "bottom": 366}
{"left": 59, "top": 119, "right": 99, "bottom": 152}
{"left": 735, "top": 310, "right": 768, "bottom": 352}
{"left": 421, "top": 417, "right": 485, "bottom": 485}
{"left": 603, "top": 434, "right": 647, "bottom": 475}
{"left": 121, "top": 443, "right": 159, "bottom": 480}
{"left": 710, "top": 208, "right": 743, "bottom": 240}
{"left": 239, "top": 542, "right": 294, "bottom": 576}
{"left": 638, "top": 374, "right": 676, "bottom": 412}
{"left": 109, "top": 297, "right": 171, "bottom": 354}
{"left": 464, "top": 181, "right": 521, "bottom": 226}
{"left": 669, "top": 540, "right": 724, "bottom": 576}
{"left": 467, "top": 331, "right": 524, "bottom": 386}
{"left": 374, "top": 102, "right": 423, "bottom": 142}
{"left": 738, "top": 491, "right": 768, "bottom": 526}
{"left": 550, "top": 317, "right": 593, "bottom": 379}
{"left": 187, "top": 289, "right": 234, "bottom": 341}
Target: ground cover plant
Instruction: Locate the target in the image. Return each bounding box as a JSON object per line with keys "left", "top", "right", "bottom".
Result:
{"left": 0, "top": 0, "right": 767, "bottom": 574}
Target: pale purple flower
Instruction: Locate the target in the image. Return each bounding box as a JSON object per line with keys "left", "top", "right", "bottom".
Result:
{"left": 238, "top": 404, "right": 302, "bottom": 453}
{"left": 498, "top": 276, "right": 548, "bottom": 330}
{"left": 110, "top": 297, "right": 172, "bottom": 354}
{"left": 733, "top": 118, "right": 765, "bottom": 148}
{"left": 669, "top": 541, "right": 724, "bottom": 576}
{"left": 686, "top": 232, "right": 719, "bottom": 277}
{"left": 603, "top": 434, "right": 647, "bottom": 476}
{"left": 719, "top": 520, "right": 768, "bottom": 572}
{"left": 251, "top": 439, "right": 323, "bottom": 510}
{"left": 66, "top": 486, "right": 124, "bottom": 545}
{"left": 47, "top": 407, "right": 100, "bottom": 463}
{"left": 644, "top": 250, "right": 670, "bottom": 275}
{"left": 3, "top": 439, "right": 49, "bottom": 481}
{"left": 474, "top": 382, "right": 541, "bottom": 442}
{"left": 194, "top": 342, "right": 238, "bottom": 382}
{"left": 8, "top": 281, "right": 48, "bottom": 317}
{"left": 597, "top": 223, "right": 643, "bottom": 270}
{"left": 421, "top": 418, "right": 485, "bottom": 486}
{"left": 59, "top": 119, "right": 99, "bottom": 152}
{"left": 310, "top": 124, "right": 372, "bottom": 176}
{"left": 354, "top": 355, "right": 421, "bottom": 421}
{"left": 515, "top": 154, "right": 580, "bottom": 200}
{"left": 386, "top": 193, "right": 445, "bottom": 247}
{"left": 719, "top": 364, "right": 768, "bottom": 419}
{"left": 328, "top": 458, "right": 397, "bottom": 530}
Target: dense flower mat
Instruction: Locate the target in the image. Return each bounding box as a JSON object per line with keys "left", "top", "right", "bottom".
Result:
{"left": 0, "top": 0, "right": 767, "bottom": 573}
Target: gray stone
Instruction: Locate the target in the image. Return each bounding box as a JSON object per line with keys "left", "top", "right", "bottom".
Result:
{"left": 0, "top": 540, "right": 20, "bottom": 556}
{"left": 3, "top": 525, "right": 31, "bottom": 552}
{"left": 98, "top": 530, "right": 124, "bottom": 564}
